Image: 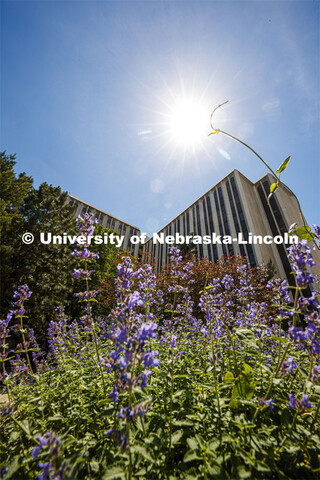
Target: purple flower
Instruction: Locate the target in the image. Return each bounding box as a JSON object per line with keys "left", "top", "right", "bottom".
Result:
{"left": 137, "top": 322, "right": 158, "bottom": 341}
{"left": 72, "top": 268, "right": 95, "bottom": 279}
{"left": 119, "top": 350, "right": 131, "bottom": 368}
{"left": 171, "top": 335, "right": 177, "bottom": 348}
{"left": 114, "top": 327, "right": 127, "bottom": 345}
{"left": 281, "top": 357, "right": 298, "bottom": 377}
{"left": 127, "top": 291, "right": 144, "bottom": 310}
{"left": 302, "top": 394, "right": 312, "bottom": 409}
{"left": 258, "top": 397, "right": 274, "bottom": 411}
{"left": 288, "top": 394, "right": 296, "bottom": 409}
{"left": 38, "top": 462, "right": 51, "bottom": 480}
{"left": 143, "top": 350, "right": 159, "bottom": 368}
{"left": 311, "top": 365, "right": 320, "bottom": 384}
{"left": 13, "top": 284, "right": 32, "bottom": 301}
{"left": 140, "top": 370, "right": 152, "bottom": 389}
{"left": 288, "top": 241, "right": 316, "bottom": 287}
{"left": 31, "top": 446, "right": 41, "bottom": 459}
{"left": 31, "top": 431, "right": 65, "bottom": 480}
{"left": 110, "top": 386, "right": 119, "bottom": 403}
{"left": 221, "top": 274, "right": 234, "bottom": 290}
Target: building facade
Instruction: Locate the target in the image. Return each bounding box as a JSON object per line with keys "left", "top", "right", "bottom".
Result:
{"left": 67, "top": 195, "right": 141, "bottom": 256}
{"left": 142, "top": 169, "right": 319, "bottom": 287}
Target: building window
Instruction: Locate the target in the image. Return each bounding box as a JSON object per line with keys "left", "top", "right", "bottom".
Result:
{"left": 206, "top": 196, "right": 218, "bottom": 262}
{"left": 214, "top": 190, "right": 227, "bottom": 257}
{"left": 69, "top": 200, "right": 78, "bottom": 208}
{"left": 263, "top": 181, "right": 288, "bottom": 235}
{"left": 196, "top": 204, "right": 203, "bottom": 257}
{"left": 95, "top": 212, "right": 104, "bottom": 223}
{"left": 257, "top": 182, "right": 294, "bottom": 287}
{"left": 81, "top": 206, "right": 92, "bottom": 216}
{"left": 202, "top": 199, "right": 212, "bottom": 261}
{"left": 230, "top": 177, "right": 256, "bottom": 267}
{"left": 218, "top": 186, "right": 234, "bottom": 256}
{"left": 226, "top": 181, "right": 246, "bottom": 257}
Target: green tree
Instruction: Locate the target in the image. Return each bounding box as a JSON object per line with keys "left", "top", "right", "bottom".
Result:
{"left": 173, "top": 232, "right": 198, "bottom": 260}
{"left": 17, "top": 182, "right": 77, "bottom": 346}
{"left": 0, "top": 152, "right": 33, "bottom": 314}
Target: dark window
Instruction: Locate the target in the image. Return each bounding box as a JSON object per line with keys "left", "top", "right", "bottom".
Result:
{"left": 226, "top": 181, "right": 246, "bottom": 257}
{"left": 263, "top": 181, "right": 288, "bottom": 235}
{"left": 202, "top": 199, "right": 212, "bottom": 261}
{"left": 218, "top": 186, "right": 233, "bottom": 256}
{"left": 257, "top": 183, "right": 294, "bottom": 287}
{"left": 230, "top": 177, "right": 256, "bottom": 267}
{"left": 214, "top": 190, "right": 227, "bottom": 257}
{"left": 196, "top": 204, "right": 203, "bottom": 257}
{"left": 206, "top": 196, "right": 218, "bottom": 262}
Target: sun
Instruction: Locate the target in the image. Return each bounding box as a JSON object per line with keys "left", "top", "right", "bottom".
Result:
{"left": 168, "top": 99, "right": 209, "bottom": 148}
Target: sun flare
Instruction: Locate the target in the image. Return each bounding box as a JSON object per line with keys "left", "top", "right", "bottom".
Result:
{"left": 168, "top": 99, "right": 209, "bottom": 148}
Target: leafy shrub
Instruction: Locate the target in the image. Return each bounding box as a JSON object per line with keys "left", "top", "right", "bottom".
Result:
{"left": 1, "top": 215, "right": 320, "bottom": 479}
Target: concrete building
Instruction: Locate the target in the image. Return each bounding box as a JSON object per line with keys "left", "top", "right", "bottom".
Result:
{"left": 142, "top": 169, "right": 319, "bottom": 287}
{"left": 67, "top": 195, "right": 141, "bottom": 256}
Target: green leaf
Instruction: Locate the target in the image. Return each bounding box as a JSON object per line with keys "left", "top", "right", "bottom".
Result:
{"left": 276, "top": 155, "right": 291, "bottom": 174}
{"left": 172, "top": 429, "right": 183, "bottom": 444}
{"left": 173, "top": 389, "right": 185, "bottom": 398}
{"left": 90, "top": 460, "right": 100, "bottom": 473}
{"left": 187, "top": 437, "right": 199, "bottom": 450}
{"left": 231, "top": 364, "right": 255, "bottom": 404}
{"left": 229, "top": 397, "right": 240, "bottom": 410}
{"left": 132, "top": 445, "right": 154, "bottom": 462}
{"left": 242, "top": 363, "right": 252, "bottom": 376}
{"left": 207, "top": 439, "right": 219, "bottom": 453}
{"left": 270, "top": 182, "right": 278, "bottom": 193}
{"left": 102, "top": 467, "right": 126, "bottom": 480}
{"left": 235, "top": 328, "right": 257, "bottom": 349}
{"left": 183, "top": 450, "right": 202, "bottom": 462}
{"left": 224, "top": 372, "right": 235, "bottom": 384}
{"left": 4, "top": 455, "right": 23, "bottom": 479}
{"left": 293, "top": 226, "right": 315, "bottom": 242}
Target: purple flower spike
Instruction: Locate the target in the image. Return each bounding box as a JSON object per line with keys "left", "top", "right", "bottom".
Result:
{"left": 110, "top": 386, "right": 119, "bottom": 403}
{"left": 288, "top": 394, "right": 296, "bottom": 409}
{"left": 138, "top": 322, "right": 158, "bottom": 341}
{"left": 143, "top": 350, "right": 159, "bottom": 368}
{"left": 171, "top": 335, "right": 177, "bottom": 348}
{"left": 140, "top": 370, "right": 152, "bottom": 389}
{"left": 302, "top": 394, "right": 312, "bottom": 409}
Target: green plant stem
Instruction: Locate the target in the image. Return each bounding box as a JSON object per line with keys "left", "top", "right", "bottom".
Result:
{"left": 19, "top": 315, "right": 33, "bottom": 377}
{"left": 292, "top": 287, "right": 300, "bottom": 328}
{"left": 84, "top": 262, "right": 106, "bottom": 396}
{"left": 168, "top": 349, "right": 174, "bottom": 454}
{"left": 3, "top": 370, "right": 11, "bottom": 405}
{"left": 168, "top": 291, "right": 177, "bottom": 463}
{"left": 210, "top": 327, "right": 222, "bottom": 449}
{"left": 210, "top": 102, "right": 319, "bottom": 250}
{"left": 203, "top": 449, "right": 208, "bottom": 480}
{"left": 260, "top": 286, "right": 300, "bottom": 406}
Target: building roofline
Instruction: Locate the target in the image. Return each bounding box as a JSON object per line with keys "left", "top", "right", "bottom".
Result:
{"left": 68, "top": 194, "right": 141, "bottom": 230}
{"left": 144, "top": 169, "right": 243, "bottom": 239}
{"left": 253, "top": 172, "right": 295, "bottom": 196}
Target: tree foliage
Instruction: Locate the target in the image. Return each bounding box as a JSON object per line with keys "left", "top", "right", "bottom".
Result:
{"left": 0, "top": 152, "right": 33, "bottom": 314}
{"left": 17, "top": 182, "right": 78, "bottom": 346}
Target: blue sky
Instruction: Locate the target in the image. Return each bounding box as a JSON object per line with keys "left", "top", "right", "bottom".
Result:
{"left": 2, "top": 0, "right": 319, "bottom": 234}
